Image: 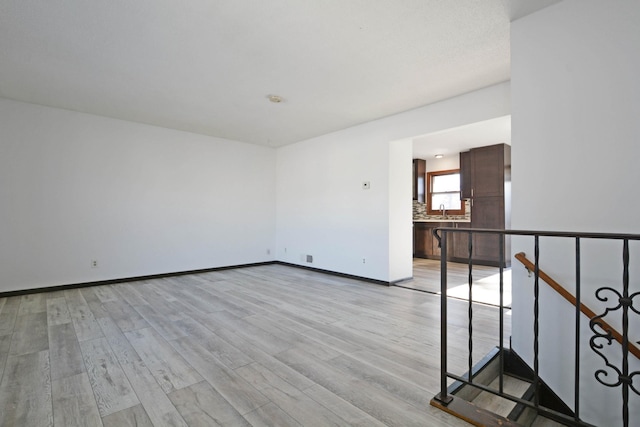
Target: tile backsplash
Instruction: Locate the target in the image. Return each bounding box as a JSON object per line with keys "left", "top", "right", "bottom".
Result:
{"left": 413, "top": 200, "right": 471, "bottom": 221}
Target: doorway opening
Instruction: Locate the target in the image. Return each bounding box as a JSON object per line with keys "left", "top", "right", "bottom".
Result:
{"left": 408, "top": 116, "right": 512, "bottom": 307}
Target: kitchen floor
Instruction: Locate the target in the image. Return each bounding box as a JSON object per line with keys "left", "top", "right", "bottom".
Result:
{"left": 402, "top": 258, "right": 512, "bottom": 308}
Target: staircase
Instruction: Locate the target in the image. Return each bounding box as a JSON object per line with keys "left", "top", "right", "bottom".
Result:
{"left": 431, "top": 347, "right": 573, "bottom": 426}
{"left": 430, "top": 227, "right": 640, "bottom": 427}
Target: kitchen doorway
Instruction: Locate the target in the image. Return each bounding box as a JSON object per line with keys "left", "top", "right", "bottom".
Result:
{"left": 408, "top": 116, "right": 512, "bottom": 307}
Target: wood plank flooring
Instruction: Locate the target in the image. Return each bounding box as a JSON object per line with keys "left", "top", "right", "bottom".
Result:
{"left": 406, "top": 258, "right": 512, "bottom": 307}
{"left": 0, "top": 264, "right": 510, "bottom": 426}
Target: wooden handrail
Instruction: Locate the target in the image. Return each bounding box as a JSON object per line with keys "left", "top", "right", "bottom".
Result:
{"left": 514, "top": 252, "right": 640, "bottom": 360}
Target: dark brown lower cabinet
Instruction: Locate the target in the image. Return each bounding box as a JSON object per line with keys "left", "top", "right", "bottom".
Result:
{"left": 414, "top": 223, "right": 428, "bottom": 258}
{"left": 413, "top": 222, "right": 455, "bottom": 260}
{"left": 452, "top": 230, "right": 471, "bottom": 261}
{"left": 451, "top": 231, "right": 507, "bottom": 267}
{"left": 470, "top": 196, "right": 510, "bottom": 267}
{"left": 414, "top": 224, "right": 510, "bottom": 267}
{"left": 450, "top": 202, "right": 510, "bottom": 267}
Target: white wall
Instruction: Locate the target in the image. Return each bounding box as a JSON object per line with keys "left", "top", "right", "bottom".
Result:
{"left": 276, "top": 82, "right": 510, "bottom": 282}
{"left": 389, "top": 139, "right": 413, "bottom": 281}
{"left": 1, "top": 83, "right": 509, "bottom": 291}
{"left": 511, "top": 1, "right": 640, "bottom": 424}
{"left": 424, "top": 155, "right": 459, "bottom": 173}
{"left": 0, "top": 98, "right": 276, "bottom": 292}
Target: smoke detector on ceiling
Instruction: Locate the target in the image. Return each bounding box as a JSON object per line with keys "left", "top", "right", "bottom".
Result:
{"left": 267, "top": 94, "right": 284, "bottom": 103}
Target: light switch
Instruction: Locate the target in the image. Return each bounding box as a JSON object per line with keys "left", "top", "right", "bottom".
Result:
{"left": 362, "top": 181, "right": 371, "bottom": 190}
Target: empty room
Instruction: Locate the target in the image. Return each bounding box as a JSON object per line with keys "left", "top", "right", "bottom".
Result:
{"left": 1, "top": 1, "right": 639, "bottom": 426}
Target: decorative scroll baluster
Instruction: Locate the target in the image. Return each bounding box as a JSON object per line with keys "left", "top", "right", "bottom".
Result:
{"left": 589, "top": 239, "right": 640, "bottom": 427}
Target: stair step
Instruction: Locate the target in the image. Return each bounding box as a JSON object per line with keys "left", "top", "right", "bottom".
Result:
{"left": 431, "top": 395, "right": 522, "bottom": 427}
{"left": 452, "top": 347, "right": 502, "bottom": 402}
{"left": 440, "top": 347, "right": 578, "bottom": 426}
{"left": 471, "top": 374, "right": 531, "bottom": 418}
{"left": 530, "top": 415, "right": 568, "bottom": 427}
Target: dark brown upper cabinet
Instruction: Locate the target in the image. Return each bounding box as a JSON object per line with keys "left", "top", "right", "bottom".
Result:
{"left": 470, "top": 144, "right": 508, "bottom": 199}
{"left": 460, "top": 150, "right": 472, "bottom": 199}
{"left": 455, "top": 143, "right": 511, "bottom": 267}
{"left": 459, "top": 144, "right": 510, "bottom": 202}
{"left": 413, "top": 159, "right": 426, "bottom": 203}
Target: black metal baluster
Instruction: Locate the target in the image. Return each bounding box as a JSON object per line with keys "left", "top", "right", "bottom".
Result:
{"left": 436, "top": 230, "right": 452, "bottom": 404}
{"left": 574, "top": 238, "right": 581, "bottom": 424}
{"left": 427, "top": 229, "right": 640, "bottom": 426}
{"left": 499, "top": 233, "right": 505, "bottom": 394}
{"left": 622, "top": 239, "right": 630, "bottom": 427}
{"left": 468, "top": 231, "right": 474, "bottom": 384}
{"left": 534, "top": 235, "right": 540, "bottom": 409}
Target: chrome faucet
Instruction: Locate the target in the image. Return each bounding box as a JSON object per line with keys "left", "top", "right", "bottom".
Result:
{"left": 439, "top": 203, "right": 446, "bottom": 218}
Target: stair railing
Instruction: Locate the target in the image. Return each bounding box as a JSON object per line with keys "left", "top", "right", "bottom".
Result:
{"left": 514, "top": 251, "right": 640, "bottom": 360}
{"left": 431, "top": 228, "right": 640, "bottom": 427}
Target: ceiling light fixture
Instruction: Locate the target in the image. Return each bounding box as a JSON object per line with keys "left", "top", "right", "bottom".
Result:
{"left": 435, "top": 154, "right": 444, "bottom": 159}
{"left": 267, "top": 94, "right": 284, "bottom": 103}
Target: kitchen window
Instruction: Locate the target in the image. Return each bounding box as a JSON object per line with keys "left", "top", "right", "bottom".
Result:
{"left": 426, "top": 169, "right": 465, "bottom": 215}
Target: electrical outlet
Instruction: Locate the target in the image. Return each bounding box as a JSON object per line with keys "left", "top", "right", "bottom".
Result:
{"left": 306, "top": 255, "right": 313, "bottom": 263}
{"left": 91, "top": 260, "right": 98, "bottom": 268}
{"left": 362, "top": 258, "right": 366, "bottom": 264}
{"left": 267, "top": 249, "right": 271, "bottom": 255}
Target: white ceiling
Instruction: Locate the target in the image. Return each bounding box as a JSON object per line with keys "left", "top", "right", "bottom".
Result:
{"left": 412, "top": 115, "right": 511, "bottom": 161}
{"left": 0, "top": 0, "right": 560, "bottom": 147}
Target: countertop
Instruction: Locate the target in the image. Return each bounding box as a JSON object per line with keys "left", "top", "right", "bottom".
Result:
{"left": 413, "top": 219, "right": 471, "bottom": 223}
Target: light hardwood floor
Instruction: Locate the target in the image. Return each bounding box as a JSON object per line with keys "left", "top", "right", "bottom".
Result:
{"left": 0, "top": 264, "right": 510, "bottom": 426}
{"left": 406, "top": 258, "right": 512, "bottom": 308}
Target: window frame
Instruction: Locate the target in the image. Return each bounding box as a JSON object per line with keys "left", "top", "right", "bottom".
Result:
{"left": 426, "top": 168, "right": 466, "bottom": 215}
